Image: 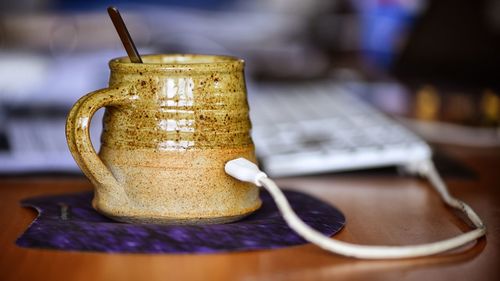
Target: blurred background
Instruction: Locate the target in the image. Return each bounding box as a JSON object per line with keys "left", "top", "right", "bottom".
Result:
{"left": 0, "top": 0, "right": 499, "bottom": 173}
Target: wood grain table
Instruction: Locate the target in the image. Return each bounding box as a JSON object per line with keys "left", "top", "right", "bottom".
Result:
{"left": 1, "top": 145, "right": 499, "bottom": 281}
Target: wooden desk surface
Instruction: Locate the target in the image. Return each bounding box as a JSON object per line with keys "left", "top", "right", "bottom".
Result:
{"left": 1, "top": 145, "right": 499, "bottom": 281}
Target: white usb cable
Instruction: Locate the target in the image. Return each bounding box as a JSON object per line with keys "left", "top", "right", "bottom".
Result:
{"left": 225, "top": 158, "right": 486, "bottom": 259}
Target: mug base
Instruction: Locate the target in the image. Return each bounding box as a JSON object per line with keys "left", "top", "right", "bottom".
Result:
{"left": 106, "top": 212, "right": 254, "bottom": 225}
{"left": 96, "top": 199, "right": 262, "bottom": 225}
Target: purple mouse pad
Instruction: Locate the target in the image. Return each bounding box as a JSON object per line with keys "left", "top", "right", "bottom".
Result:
{"left": 16, "top": 190, "right": 345, "bottom": 254}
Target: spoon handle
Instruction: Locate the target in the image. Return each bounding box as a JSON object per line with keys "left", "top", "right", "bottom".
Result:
{"left": 107, "top": 6, "right": 143, "bottom": 63}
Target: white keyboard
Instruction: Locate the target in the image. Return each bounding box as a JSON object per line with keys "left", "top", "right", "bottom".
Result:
{"left": 248, "top": 82, "right": 432, "bottom": 177}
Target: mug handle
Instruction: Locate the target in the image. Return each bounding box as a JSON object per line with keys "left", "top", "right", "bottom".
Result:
{"left": 66, "top": 86, "right": 130, "bottom": 206}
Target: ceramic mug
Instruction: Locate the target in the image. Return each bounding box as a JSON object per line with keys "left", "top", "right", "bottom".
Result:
{"left": 66, "top": 54, "right": 261, "bottom": 224}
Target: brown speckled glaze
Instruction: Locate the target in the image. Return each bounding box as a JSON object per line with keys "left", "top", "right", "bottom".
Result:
{"left": 66, "top": 54, "right": 261, "bottom": 224}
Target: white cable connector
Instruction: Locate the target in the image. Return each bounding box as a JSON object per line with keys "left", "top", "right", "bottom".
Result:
{"left": 225, "top": 158, "right": 268, "bottom": 187}
{"left": 225, "top": 157, "right": 487, "bottom": 259}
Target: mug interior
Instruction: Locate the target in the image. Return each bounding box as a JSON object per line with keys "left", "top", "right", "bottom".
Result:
{"left": 112, "top": 54, "right": 242, "bottom": 65}
{"left": 109, "top": 54, "right": 244, "bottom": 73}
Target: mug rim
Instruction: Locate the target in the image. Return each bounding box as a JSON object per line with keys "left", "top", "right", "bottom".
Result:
{"left": 109, "top": 53, "right": 245, "bottom": 73}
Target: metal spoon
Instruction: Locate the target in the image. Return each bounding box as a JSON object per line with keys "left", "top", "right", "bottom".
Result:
{"left": 107, "top": 6, "right": 143, "bottom": 63}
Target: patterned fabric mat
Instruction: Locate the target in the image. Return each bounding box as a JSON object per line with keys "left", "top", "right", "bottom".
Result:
{"left": 16, "top": 190, "right": 345, "bottom": 254}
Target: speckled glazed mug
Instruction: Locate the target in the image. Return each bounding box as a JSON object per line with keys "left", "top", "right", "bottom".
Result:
{"left": 66, "top": 54, "right": 261, "bottom": 224}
